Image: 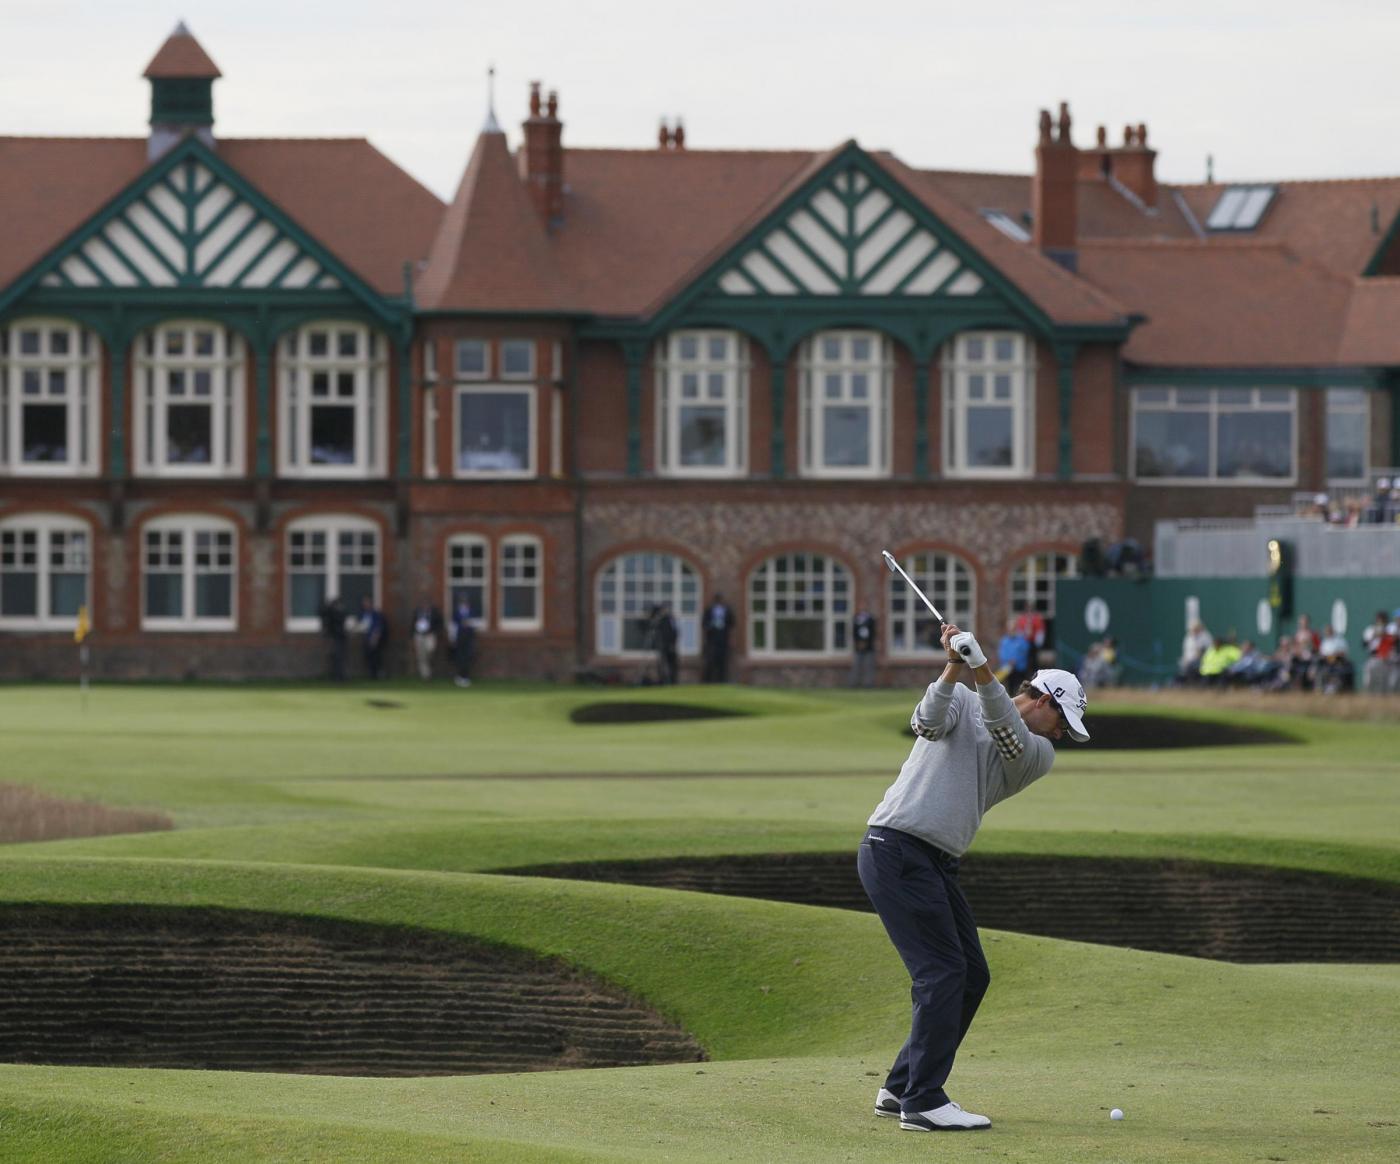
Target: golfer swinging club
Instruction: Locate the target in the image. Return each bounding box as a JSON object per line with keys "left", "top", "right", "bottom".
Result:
{"left": 859, "top": 621, "right": 1090, "bottom": 1131}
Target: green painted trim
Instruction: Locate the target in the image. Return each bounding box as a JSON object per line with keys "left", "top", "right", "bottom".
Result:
{"left": 854, "top": 219, "right": 923, "bottom": 291}
{"left": 853, "top": 199, "right": 901, "bottom": 250}
{"left": 1125, "top": 366, "right": 1383, "bottom": 388}
{"left": 150, "top": 77, "right": 214, "bottom": 127}
{"left": 195, "top": 212, "right": 268, "bottom": 285}
{"left": 267, "top": 249, "right": 312, "bottom": 290}
{"left": 775, "top": 222, "right": 844, "bottom": 289}
{"left": 913, "top": 362, "right": 930, "bottom": 479}
{"left": 107, "top": 340, "right": 128, "bottom": 478}
{"left": 73, "top": 250, "right": 111, "bottom": 287}
{"left": 1388, "top": 373, "right": 1400, "bottom": 465}
{"left": 754, "top": 241, "right": 809, "bottom": 295}
{"left": 640, "top": 144, "right": 1073, "bottom": 344}
{"left": 96, "top": 232, "right": 153, "bottom": 289}
{"left": 770, "top": 357, "right": 787, "bottom": 479}
{"left": 396, "top": 338, "right": 412, "bottom": 479}
{"left": 116, "top": 209, "right": 183, "bottom": 283}
{"left": 254, "top": 342, "right": 272, "bottom": 478}
{"left": 891, "top": 244, "right": 948, "bottom": 297}
{"left": 623, "top": 343, "right": 646, "bottom": 477}
{"left": 226, "top": 228, "right": 287, "bottom": 287}
{"left": 0, "top": 135, "right": 405, "bottom": 327}
{"left": 1054, "top": 342, "right": 1078, "bottom": 480}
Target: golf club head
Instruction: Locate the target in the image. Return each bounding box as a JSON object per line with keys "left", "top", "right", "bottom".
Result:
{"left": 880, "top": 549, "right": 899, "bottom": 574}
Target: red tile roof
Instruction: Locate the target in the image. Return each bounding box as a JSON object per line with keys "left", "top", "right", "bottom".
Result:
{"left": 417, "top": 129, "right": 576, "bottom": 312}
{"left": 0, "top": 137, "right": 442, "bottom": 296}
{"left": 143, "top": 25, "right": 221, "bottom": 79}
{"left": 1336, "top": 278, "right": 1400, "bottom": 365}
{"left": 1077, "top": 239, "right": 1355, "bottom": 366}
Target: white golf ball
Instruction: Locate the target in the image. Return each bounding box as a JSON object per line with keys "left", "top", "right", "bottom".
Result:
{"left": 1110, "top": 1108, "right": 1124, "bottom": 1121}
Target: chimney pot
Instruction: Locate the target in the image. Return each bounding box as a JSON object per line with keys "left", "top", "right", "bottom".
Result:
{"left": 1057, "top": 101, "right": 1072, "bottom": 142}
{"left": 1096, "top": 125, "right": 1107, "bottom": 147}
{"left": 659, "top": 119, "right": 671, "bottom": 148}
{"left": 1123, "top": 124, "right": 1135, "bottom": 147}
{"left": 673, "top": 118, "right": 685, "bottom": 149}
{"left": 1038, "top": 109, "right": 1053, "bottom": 144}
{"left": 1137, "top": 122, "right": 1148, "bottom": 147}
{"left": 547, "top": 90, "right": 558, "bottom": 118}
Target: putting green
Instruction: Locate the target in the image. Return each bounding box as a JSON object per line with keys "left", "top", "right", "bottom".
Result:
{"left": 1, "top": 682, "right": 1398, "bottom": 1161}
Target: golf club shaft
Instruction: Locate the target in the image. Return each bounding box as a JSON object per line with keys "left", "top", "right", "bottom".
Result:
{"left": 881, "top": 551, "right": 946, "bottom": 627}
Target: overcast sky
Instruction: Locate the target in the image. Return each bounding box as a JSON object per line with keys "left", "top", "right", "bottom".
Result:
{"left": 3, "top": 0, "right": 1398, "bottom": 202}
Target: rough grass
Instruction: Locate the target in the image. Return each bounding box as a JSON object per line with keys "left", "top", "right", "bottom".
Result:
{"left": 0, "top": 783, "right": 172, "bottom": 844}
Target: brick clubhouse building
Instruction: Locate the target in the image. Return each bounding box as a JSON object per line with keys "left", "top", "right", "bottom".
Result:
{"left": 3, "top": 24, "right": 1398, "bottom": 681}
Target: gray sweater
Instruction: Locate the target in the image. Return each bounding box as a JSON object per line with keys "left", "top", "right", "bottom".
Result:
{"left": 867, "top": 678, "right": 1056, "bottom": 856}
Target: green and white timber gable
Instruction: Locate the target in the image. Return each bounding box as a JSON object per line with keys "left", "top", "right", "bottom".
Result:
{"left": 583, "top": 144, "right": 1122, "bottom": 479}
{"left": 0, "top": 136, "right": 414, "bottom": 481}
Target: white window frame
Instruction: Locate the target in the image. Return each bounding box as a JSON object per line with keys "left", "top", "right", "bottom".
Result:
{"left": 595, "top": 552, "right": 701, "bottom": 657}
{"left": 748, "top": 552, "right": 852, "bottom": 658}
{"left": 1009, "top": 551, "right": 1077, "bottom": 620}
{"left": 1130, "top": 386, "right": 1298, "bottom": 485}
{"left": 656, "top": 330, "right": 749, "bottom": 478}
{"left": 499, "top": 535, "right": 543, "bottom": 631}
{"left": 500, "top": 339, "right": 536, "bottom": 380}
{"left": 799, "top": 330, "right": 892, "bottom": 479}
{"left": 134, "top": 321, "right": 246, "bottom": 478}
{"left": 0, "top": 318, "right": 100, "bottom": 477}
{"left": 453, "top": 384, "right": 537, "bottom": 478}
{"left": 886, "top": 551, "right": 976, "bottom": 658}
{"left": 942, "top": 330, "right": 1034, "bottom": 479}
{"left": 1325, "top": 387, "right": 1370, "bottom": 485}
{"left": 0, "top": 513, "right": 90, "bottom": 630}
{"left": 140, "top": 515, "right": 238, "bottom": 631}
{"left": 278, "top": 322, "right": 387, "bottom": 478}
{"left": 445, "top": 534, "right": 490, "bottom": 628}
{"left": 455, "top": 339, "right": 489, "bottom": 380}
{"left": 284, "top": 515, "right": 380, "bottom": 632}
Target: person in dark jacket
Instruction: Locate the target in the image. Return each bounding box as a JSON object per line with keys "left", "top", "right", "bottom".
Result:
{"left": 702, "top": 593, "right": 735, "bottom": 683}
{"left": 851, "top": 609, "right": 878, "bottom": 687}
{"left": 319, "top": 595, "right": 348, "bottom": 681}
{"left": 358, "top": 595, "right": 388, "bottom": 679}
{"left": 448, "top": 596, "right": 477, "bottom": 687}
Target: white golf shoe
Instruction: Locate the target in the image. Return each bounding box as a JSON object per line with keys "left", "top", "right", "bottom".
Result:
{"left": 899, "top": 1101, "right": 992, "bottom": 1131}
{"left": 874, "top": 1087, "right": 901, "bottom": 1118}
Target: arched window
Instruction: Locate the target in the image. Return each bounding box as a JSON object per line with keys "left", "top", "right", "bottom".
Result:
{"left": 942, "top": 331, "right": 1034, "bottom": 477}
{"left": 596, "top": 552, "right": 701, "bottom": 655}
{"left": 0, "top": 513, "right": 90, "bottom": 629}
{"left": 499, "top": 534, "right": 543, "bottom": 631}
{"left": 655, "top": 330, "right": 749, "bottom": 476}
{"left": 887, "top": 551, "right": 975, "bottom": 656}
{"left": 285, "top": 515, "right": 379, "bottom": 630}
{"left": 141, "top": 515, "right": 237, "bottom": 630}
{"left": 279, "top": 322, "right": 387, "bottom": 477}
{"left": 748, "top": 552, "right": 851, "bottom": 655}
{"left": 799, "top": 330, "right": 892, "bottom": 477}
{"left": 445, "top": 534, "right": 489, "bottom": 627}
{"left": 1009, "top": 551, "right": 1078, "bottom": 647}
{"left": 134, "top": 321, "right": 246, "bottom": 475}
{"left": 0, "top": 318, "right": 101, "bottom": 475}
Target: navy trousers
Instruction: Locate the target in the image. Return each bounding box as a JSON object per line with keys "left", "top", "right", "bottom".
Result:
{"left": 857, "top": 825, "right": 991, "bottom": 1113}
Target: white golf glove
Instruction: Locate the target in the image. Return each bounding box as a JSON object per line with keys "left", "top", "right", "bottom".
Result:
{"left": 949, "top": 631, "right": 987, "bottom": 668}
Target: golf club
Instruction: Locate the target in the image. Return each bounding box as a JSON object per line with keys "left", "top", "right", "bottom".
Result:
{"left": 881, "top": 550, "right": 978, "bottom": 662}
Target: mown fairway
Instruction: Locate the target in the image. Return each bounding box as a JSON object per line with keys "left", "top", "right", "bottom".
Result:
{"left": 1, "top": 681, "right": 1398, "bottom": 1162}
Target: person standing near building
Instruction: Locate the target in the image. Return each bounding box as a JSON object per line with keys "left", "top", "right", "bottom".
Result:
{"left": 448, "top": 595, "right": 477, "bottom": 687}
{"left": 850, "top": 608, "right": 878, "bottom": 687}
{"left": 319, "top": 595, "right": 348, "bottom": 681}
{"left": 655, "top": 601, "right": 680, "bottom": 684}
{"left": 859, "top": 622, "right": 1089, "bottom": 1133}
{"left": 358, "top": 595, "right": 388, "bottom": 679}
{"left": 702, "top": 593, "right": 735, "bottom": 682}
{"left": 410, "top": 595, "right": 444, "bottom": 681}
{"left": 995, "top": 617, "right": 1031, "bottom": 692}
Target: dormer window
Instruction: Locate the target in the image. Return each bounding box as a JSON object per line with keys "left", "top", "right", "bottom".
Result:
{"left": 1206, "top": 185, "right": 1276, "bottom": 231}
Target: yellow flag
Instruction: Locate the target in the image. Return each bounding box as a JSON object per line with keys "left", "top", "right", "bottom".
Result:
{"left": 74, "top": 604, "right": 89, "bottom": 644}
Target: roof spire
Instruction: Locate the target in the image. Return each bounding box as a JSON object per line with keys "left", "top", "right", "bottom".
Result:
{"left": 483, "top": 64, "right": 502, "bottom": 134}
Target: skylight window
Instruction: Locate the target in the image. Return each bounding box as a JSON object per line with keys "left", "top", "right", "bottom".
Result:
{"left": 979, "top": 209, "right": 1031, "bottom": 243}
{"left": 1206, "top": 184, "right": 1277, "bottom": 231}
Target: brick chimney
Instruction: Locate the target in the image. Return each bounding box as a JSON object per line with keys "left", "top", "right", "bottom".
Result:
{"left": 1077, "top": 122, "right": 1158, "bottom": 208}
{"left": 1112, "top": 123, "right": 1158, "bottom": 207}
{"left": 521, "top": 82, "right": 565, "bottom": 229}
{"left": 1033, "top": 102, "right": 1078, "bottom": 271}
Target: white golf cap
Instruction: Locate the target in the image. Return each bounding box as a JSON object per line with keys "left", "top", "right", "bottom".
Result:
{"left": 1029, "top": 668, "right": 1090, "bottom": 742}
